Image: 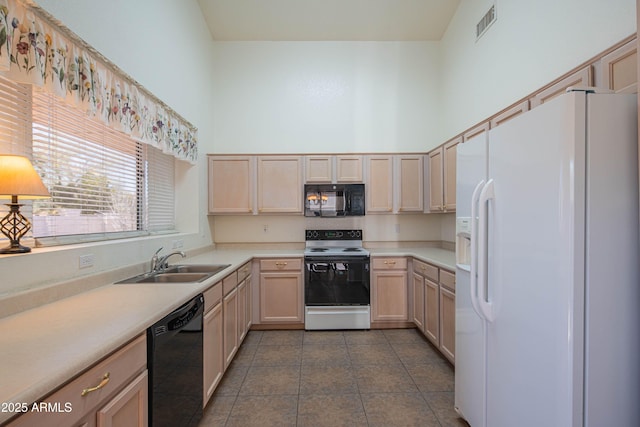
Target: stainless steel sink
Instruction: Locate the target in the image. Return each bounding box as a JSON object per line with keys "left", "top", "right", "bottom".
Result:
{"left": 115, "top": 263, "right": 231, "bottom": 284}
{"left": 134, "top": 272, "right": 211, "bottom": 283}
{"left": 163, "top": 264, "right": 230, "bottom": 275}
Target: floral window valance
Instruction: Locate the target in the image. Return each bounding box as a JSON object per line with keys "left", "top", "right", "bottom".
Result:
{"left": 0, "top": 0, "right": 198, "bottom": 164}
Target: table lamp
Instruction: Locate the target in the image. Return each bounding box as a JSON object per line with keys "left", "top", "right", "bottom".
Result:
{"left": 0, "top": 155, "right": 50, "bottom": 254}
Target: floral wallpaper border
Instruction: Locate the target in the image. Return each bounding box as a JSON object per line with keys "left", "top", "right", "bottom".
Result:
{"left": 0, "top": 0, "right": 198, "bottom": 164}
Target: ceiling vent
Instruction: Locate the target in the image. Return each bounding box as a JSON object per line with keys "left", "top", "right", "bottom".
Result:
{"left": 476, "top": 4, "right": 496, "bottom": 41}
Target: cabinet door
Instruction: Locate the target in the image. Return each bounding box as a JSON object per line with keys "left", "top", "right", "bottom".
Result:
{"left": 259, "top": 272, "right": 303, "bottom": 322}
{"left": 439, "top": 286, "right": 456, "bottom": 364}
{"left": 258, "top": 156, "right": 302, "bottom": 213}
{"left": 600, "top": 39, "right": 637, "bottom": 93}
{"left": 412, "top": 272, "right": 425, "bottom": 332}
{"left": 237, "top": 279, "right": 247, "bottom": 343}
{"left": 397, "top": 155, "right": 424, "bottom": 212}
{"left": 443, "top": 138, "right": 460, "bottom": 211}
{"left": 336, "top": 155, "right": 363, "bottom": 182}
{"left": 428, "top": 148, "right": 443, "bottom": 212}
{"left": 367, "top": 155, "right": 393, "bottom": 213}
{"left": 530, "top": 65, "right": 592, "bottom": 107}
{"left": 305, "top": 156, "right": 332, "bottom": 183}
{"left": 96, "top": 371, "right": 148, "bottom": 427}
{"left": 424, "top": 278, "right": 440, "bottom": 345}
{"left": 245, "top": 274, "right": 253, "bottom": 331}
{"left": 371, "top": 270, "right": 408, "bottom": 321}
{"left": 208, "top": 156, "right": 253, "bottom": 214}
{"left": 223, "top": 288, "right": 238, "bottom": 369}
{"left": 204, "top": 302, "right": 223, "bottom": 406}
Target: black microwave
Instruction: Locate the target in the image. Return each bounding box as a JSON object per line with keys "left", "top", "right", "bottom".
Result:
{"left": 304, "top": 184, "right": 365, "bottom": 217}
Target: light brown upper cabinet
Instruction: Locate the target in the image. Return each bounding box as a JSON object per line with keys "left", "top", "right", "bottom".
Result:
{"left": 367, "top": 154, "right": 423, "bottom": 214}
{"left": 428, "top": 136, "right": 461, "bottom": 213}
{"left": 336, "top": 155, "right": 363, "bottom": 182}
{"left": 600, "top": 39, "right": 637, "bottom": 94}
{"left": 257, "top": 156, "right": 303, "bottom": 214}
{"left": 207, "top": 156, "right": 254, "bottom": 214}
{"left": 305, "top": 155, "right": 363, "bottom": 183}
{"left": 530, "top": 65, "right": 593, "bottom": 107}
{"left": 443, "top": 138, "right": 460, "bottom": 212}
{"left": 427, "top": 148, "right": 443, "bottom": 212}
{"left": 490, "top": 100, "right": 530, "bottom": 128}
{"left": 305, "top": 156, "right": 332, "bottom": 183}
{"left": 366, "top": 155, "right": 394, "bottom": 213}
{"left": 397, "top": 155, "right": 424, "bottom": 212}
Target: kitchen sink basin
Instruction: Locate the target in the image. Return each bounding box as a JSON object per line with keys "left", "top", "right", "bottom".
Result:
{"left": 163, "top": 264, "right": 230, "bottom": 275}
{"left": 135, "top": 272, "right": 211, "bottom": 283}
{"left": 115, "top": 263, "right": 230, "bottom": 284}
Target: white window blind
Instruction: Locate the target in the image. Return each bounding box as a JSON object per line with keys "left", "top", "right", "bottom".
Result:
{"left": 0, "top": 78, "right": 33, "bottom": 234}
{"left": 145, "top": 145, "right": 175, "bottom": 232}
{"left": 0, "top": 78, "right": 31, "bottom": 156}
{"left": 0, "top": 75, "right": 176, "bottom": 246}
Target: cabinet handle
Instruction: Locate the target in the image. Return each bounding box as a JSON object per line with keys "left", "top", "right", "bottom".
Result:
{"left": 81, "top": 372, "right": 110, "bottom": 396}
{"left": 275, "top": 262, "right": 288, "bottom": 268}
{"left": 384, "top": 261, "right": 396, "bottom": 265}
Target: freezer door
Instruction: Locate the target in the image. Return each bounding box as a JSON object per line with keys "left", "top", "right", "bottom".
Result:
{"left": 454, "top": 133, "right": 488, "bottom": 427}
{"left": 483, "top": 92, "right": 586, "bottom": 427}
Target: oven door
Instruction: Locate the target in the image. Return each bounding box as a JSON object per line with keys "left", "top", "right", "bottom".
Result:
{"left": 304, "top": 256, "right": 370, "bottom": 305}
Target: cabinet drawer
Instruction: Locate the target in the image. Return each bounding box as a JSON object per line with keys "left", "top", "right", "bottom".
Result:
{"left": 223, "top": 272, "right": 238, "bottom": 296}
{"left": 440, "top": 269, "right": 456, "bottom": 291}
{"left": 413, "top": 259, "right": 438, "bottom": 282}
{"left": 237, "top": 261, "right": 252, "bottom": 282}
{"left": 372, "top": 257, "right": 407, "bottom": 270}
{"left": 260, "top": 258, "right": 302, "bottom": 271}
{"left": 9, "top": 334, "right": 146, "bottom": 427}
{"left": 204, "top": 282, "right": 223, "bottom": 313}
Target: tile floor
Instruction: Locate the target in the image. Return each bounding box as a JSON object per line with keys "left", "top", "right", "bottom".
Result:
{"left": 199, "top": 328, "right": 469, "bottom": 427}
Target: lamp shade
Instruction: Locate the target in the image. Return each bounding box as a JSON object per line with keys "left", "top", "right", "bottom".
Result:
{"left": 0, "top": 154, "right": 50, "bottom": 199}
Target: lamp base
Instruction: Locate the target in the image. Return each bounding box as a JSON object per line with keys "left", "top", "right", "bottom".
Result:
{"left": 1, "top": 199, "right": 33, "bottom": 254}
{"left": 0, "top": 242, "right": 32, "bottom": 254}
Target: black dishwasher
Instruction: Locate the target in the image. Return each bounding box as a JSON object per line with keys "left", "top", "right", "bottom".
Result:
{"left": 147, "top": 294, "right": 204, "bottom": 427}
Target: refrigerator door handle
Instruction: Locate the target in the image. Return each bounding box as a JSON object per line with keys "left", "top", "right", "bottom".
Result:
{"left": 470, "top": 180, "right": 485, "bottom": 319}
{"left": 478, "top": 179, "right": 495, "bottom": 322}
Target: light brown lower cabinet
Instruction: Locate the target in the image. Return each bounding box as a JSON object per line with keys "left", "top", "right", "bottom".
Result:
{"left": 203, "top": 283, "right": 224, "bottom": 408}
{"left": 371, "top": 257, "right": 408, "bottom": 322}
{"left": 412, "top": 258, "right": 456, "bottom": 364}
{"left": 223, "top": 287, "right": 238, "bottom": 369}
{"left": 438, "top": 269, "right": 456, "bottom": 364}
{"left": 424, "top": 277, "right": 440, "bottom": 345}
{"left": 259, "top": 258, "right": 303, "bottom": 323}
{"left": 412, "top": 272, "right": 425, "bottom": 331}
{"left": 439, "top": 286, "right": 456, "bottom": 364}
{"left": 8, "top": 335, "right": 148, "bottom": 427}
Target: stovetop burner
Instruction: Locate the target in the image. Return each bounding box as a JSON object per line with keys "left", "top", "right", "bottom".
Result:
{"left": 304, "top": 229, "right": 369, "bottom": 257}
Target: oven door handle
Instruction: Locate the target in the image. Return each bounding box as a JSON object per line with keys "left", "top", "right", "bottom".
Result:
{"left": 310, "top": 263, "right": 331, "bottom": 272}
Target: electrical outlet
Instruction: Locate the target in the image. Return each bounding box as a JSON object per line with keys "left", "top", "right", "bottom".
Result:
{"left": 263, "top": 224, "right": 268, "bottom": 233}
{"left": 79, "top": 254, "right": 94, "bottom": 269}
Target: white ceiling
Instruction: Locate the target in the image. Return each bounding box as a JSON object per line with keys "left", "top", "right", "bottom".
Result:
{"left": 197, "top": 0, "right": 460, "bottom": 41}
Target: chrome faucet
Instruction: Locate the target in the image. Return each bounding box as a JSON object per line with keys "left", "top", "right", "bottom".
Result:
{"left": 150, "top": 247, "right": 186, "bottom": 273}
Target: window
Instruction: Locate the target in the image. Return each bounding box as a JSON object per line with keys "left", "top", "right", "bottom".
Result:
{"left": 0, "top": 76, "right": 175, "bottom": 246}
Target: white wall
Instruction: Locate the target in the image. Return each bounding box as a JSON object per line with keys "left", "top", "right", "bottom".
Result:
{"left": 440, "top": 0, "right": 636, "bottom": 140}
{"left": 0, "top": 0, "right": 216, "bottom": 297}
{"left": 208, "top": 42, "right": 443, "bottom": 154}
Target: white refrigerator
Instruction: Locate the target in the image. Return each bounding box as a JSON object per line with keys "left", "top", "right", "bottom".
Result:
{"left": 454, "top": 89, "right": 640, "bottom": 427}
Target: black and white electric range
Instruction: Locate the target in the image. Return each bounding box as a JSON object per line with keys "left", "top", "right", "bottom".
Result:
{"left": 304, "top": 229, "right": 370, "bottom": 330}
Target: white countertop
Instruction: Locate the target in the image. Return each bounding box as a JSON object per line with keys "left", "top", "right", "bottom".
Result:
{"left": 0, "top": 246, "right": 454, "bottom": 424}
